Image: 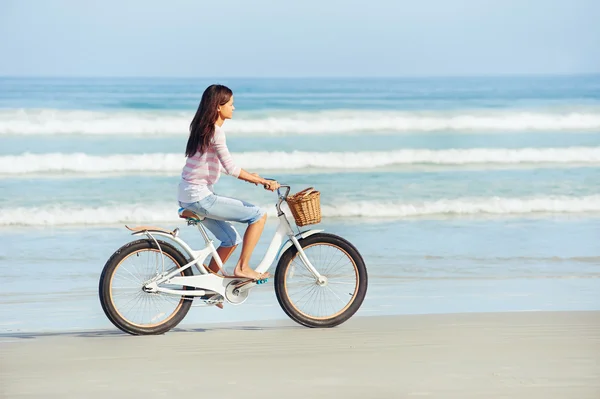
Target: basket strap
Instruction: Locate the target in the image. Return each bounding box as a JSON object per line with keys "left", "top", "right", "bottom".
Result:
{"left": 296, "top": 187, "right": 315, "bottom": 197}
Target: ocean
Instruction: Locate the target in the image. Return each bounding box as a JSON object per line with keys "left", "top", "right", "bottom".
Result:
{"left": 1, "top": 75, "right": 599, "bottom": 334}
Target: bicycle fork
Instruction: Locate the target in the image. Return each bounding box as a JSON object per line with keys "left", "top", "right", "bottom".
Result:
{"left": 287, "top": 234, "right": 327, "bottom": 285}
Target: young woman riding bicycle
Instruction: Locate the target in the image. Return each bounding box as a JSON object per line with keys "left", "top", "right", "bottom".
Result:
{"left": 178, "top": 84, "right": 280, "bottom": 284}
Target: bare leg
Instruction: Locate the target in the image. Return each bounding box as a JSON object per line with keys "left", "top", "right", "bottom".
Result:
{"left": 233, "top": 213, "right": 270, "bottom": 280}
{"left": 207, "top": 245, "right": 237, "bottom": 275}
{"left": 204, "top": 246, "right": 237, "bottom": 310}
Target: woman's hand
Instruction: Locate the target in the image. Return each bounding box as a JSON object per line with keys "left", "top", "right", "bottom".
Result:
{"left": 263, "top": 179, "right": 280, "bottom": 191}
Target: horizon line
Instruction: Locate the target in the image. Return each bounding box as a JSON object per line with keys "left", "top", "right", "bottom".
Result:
{"left": 1, "top": 72, "right": 599, "bottom": 80}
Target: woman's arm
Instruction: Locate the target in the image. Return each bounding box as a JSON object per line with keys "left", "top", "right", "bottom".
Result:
{"left": 213, "top": 127, "right": 279, "bottom": 191}
{"left": 213, "top": 128, "right": 241, "bottom": 177}
{"left": 238, "top": 169, "right": 279, "bottom": 191}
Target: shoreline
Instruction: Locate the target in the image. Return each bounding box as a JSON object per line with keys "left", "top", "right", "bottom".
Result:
{"left": 1, "top": 308, "right": 599, "bottom": 339}
{"left": 0, "top": 308, "right": 596, "bottom": 338}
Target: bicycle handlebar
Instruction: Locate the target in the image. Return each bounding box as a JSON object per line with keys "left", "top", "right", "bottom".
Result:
{"left": 277, "top": 185, "right": 291, "bottom": 199}
{"left": 263, "top": 177, "right": 290, "bottom": 215}
{"left": 262, "top": 177, "right": 289, "bottom": 196}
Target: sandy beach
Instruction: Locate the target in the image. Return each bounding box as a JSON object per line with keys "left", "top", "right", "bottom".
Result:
{"left": 1, "top": 310, "right": 598, "bottom": 399}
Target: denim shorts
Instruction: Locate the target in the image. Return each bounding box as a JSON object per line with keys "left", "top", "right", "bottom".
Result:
{"left": 179, "top": 194, "right": 266, "bottom": 247}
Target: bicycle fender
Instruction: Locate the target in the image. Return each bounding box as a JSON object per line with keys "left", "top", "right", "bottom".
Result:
{"left": 276, "top": 229, "right": 323, "bottom": 260}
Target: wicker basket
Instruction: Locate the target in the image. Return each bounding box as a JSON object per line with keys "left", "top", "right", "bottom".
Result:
{"left": 286, "top": 187, "right": 321, "bottom": 226}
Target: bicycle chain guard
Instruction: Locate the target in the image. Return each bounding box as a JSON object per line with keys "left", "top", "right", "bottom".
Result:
{"left": 225, "top": 280, "right": 250, "bottom": 305}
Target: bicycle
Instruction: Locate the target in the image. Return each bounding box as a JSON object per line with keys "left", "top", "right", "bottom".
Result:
{"left": 98, "top": 184, "right": 368, "bottom": 335}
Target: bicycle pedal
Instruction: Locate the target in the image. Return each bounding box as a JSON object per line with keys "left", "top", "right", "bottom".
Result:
{"left": 205, "top": 294, "right": 224, "bottom": 304}
{"left": 256, "top": 278, "right": 268, "bottom": 284}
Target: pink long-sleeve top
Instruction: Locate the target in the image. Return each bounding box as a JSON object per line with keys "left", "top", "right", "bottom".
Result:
{"left": 178, "top": 124, "right": 241, "bottom": 202}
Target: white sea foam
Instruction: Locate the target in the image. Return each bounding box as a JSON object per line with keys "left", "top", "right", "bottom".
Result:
{"left": 2, "top": 195, "right": 599, "bottom": 226}
{"left": 2, "top": 147, "right": 600, "bottom": 175}
{"left": 1, "top": 108, "right": 600, "bottom": 135}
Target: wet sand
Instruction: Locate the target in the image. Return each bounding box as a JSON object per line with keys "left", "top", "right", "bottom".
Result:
{"left": 1, "top": 311, "right": 599, "bottom": 398}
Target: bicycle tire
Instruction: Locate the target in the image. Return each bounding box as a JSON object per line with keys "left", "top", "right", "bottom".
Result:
{"left": 274, "top": 232, "right": 368, "bottom": 328}
{"left": 98, "top": 239, "right": 194, "bottom": 335}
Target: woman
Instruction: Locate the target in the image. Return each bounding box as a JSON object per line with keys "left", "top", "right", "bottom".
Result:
{"left": 178, "top": 84, "right": 279, "bottom": 283}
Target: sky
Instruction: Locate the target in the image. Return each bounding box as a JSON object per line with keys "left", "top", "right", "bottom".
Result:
{"left": 0, "top": 0, "right": 599, "bottom": 77}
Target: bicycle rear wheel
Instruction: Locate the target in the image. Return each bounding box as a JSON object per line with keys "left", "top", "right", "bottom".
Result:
{"left": 274, "top": 233, "right": 368, "bottom": 328}
{"left": 98, "top": 239, "right": 193, "bottom": 335}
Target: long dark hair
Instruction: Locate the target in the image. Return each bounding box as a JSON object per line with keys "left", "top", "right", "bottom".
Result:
{"left": 185, "top": 84, "right": 233, "bottom": 157}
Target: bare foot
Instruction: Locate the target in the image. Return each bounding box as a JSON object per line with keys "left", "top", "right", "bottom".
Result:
{"left": 215, "top": 303, "right": 224, "bottom": 309}
{"left": 203, "top": 264, "right": 236, "bottom": 278}
{"left": 233, "top": 265, "right": 270, "bottom": 280}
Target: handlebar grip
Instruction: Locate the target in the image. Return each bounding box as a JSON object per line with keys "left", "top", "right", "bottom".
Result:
{"left": 260, "top": 176, "right": 272, "bottom": 189}
{"left": 263, "top": 177, "right": 274, "bottom": 189}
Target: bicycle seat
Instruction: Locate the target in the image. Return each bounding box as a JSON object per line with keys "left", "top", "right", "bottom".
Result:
{"left": 178, "top": 207, "right": 205, "bottom": 221}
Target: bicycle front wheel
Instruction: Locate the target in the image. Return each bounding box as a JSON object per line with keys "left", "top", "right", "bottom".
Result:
{"left": 99, "top": 239, "right": 194, "bottom": 335}
{"left": 274, "top": 233, "right": 368, "bottom": 328}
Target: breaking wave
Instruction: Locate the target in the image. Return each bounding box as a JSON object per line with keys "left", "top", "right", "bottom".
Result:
{"left": 2, "top": 195, "right": 599, "bottom": 226}
{"left": 2, "top": 108, "right": 600, "bottom": 135}
{"left": 3, "top": 147, "right": 600, "bottom": 175}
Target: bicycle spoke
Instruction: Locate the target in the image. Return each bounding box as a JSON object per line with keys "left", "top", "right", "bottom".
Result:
{"left": 325, "top": 286, "right": 347, "bottom": 307}
{"left": 285, "top": 242, "right": 358, "bottom": 319}
{"left": 113, "top": 271, "right": 143, "bottom": 287}
{"left": 110, "top": 248, "right": 185, "bottom": 328}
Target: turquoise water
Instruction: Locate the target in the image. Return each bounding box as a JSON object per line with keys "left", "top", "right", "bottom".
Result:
{"left": 1, "top": 76, "right": 599, "bottom": 333}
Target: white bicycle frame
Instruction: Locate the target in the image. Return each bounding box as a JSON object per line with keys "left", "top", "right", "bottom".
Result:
{"left": 134, "top": 186, "right": 324, "bottom": 303}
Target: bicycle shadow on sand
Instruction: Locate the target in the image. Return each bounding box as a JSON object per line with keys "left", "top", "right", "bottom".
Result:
{"left": 0, "top": 321, "right": 302, "bottom": 341}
